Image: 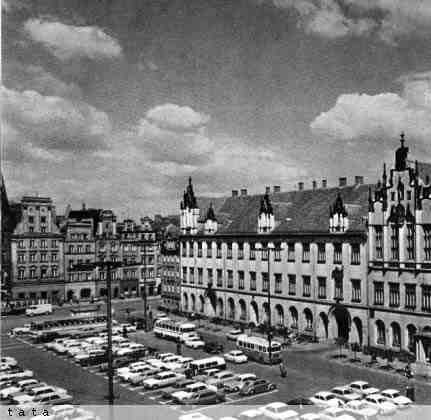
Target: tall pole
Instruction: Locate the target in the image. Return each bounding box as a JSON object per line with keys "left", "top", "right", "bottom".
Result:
{"left": 142, "top": 242, "right": 148, "bottom": 332}
{"left": 267, "top": 247, "right": 272, "bottom": 364}
{"left": 106, "top": 262, "right": 114, "bottom": 405}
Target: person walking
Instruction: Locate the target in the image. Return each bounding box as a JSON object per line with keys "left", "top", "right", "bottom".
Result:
{"left": 279, "top": 361, "right": 287, "bottom": 377}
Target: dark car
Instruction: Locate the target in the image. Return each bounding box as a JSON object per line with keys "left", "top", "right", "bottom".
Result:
{"left": 203, "top": 342, "right": 224, "bottom": 354}
{"left": 180, "top": 389, "right": 225, "bottom": 405}
{"left": 239, "top": 379, "right": 276, "bottom": 396}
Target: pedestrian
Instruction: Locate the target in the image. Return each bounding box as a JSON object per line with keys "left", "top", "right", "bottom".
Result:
{"left": 279, "top": 361, "right": 287, "bottom": 377}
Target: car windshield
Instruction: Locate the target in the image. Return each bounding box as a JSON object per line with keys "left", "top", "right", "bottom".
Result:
{"left": 384, "top": 391, "right": 399, "bottom": 398}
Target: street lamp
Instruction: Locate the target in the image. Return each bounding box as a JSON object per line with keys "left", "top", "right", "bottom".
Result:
{"left": 254, "top": 242, "right": 277, "bottom": 364}
{"left": 94, "top": 257, "right": 122, "bottom": 405}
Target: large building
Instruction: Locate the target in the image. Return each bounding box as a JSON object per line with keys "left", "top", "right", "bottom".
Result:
{"left": 179, "top": 137, "right": 431, "bottom": 374}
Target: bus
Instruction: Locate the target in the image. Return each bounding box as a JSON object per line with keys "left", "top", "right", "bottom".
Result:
{"left": 236, "top": 334, "right": 282, "bottom": 364}
{"left": 153, "top": 319, "right": 196, "bottom": 341}
{"left": 189, "top": 356, "right": 226, "bottom": 374}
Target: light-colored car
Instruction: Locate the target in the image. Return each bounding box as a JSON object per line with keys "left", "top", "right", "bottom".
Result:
{"left": 143, "top": 371, "right": 185, "bottom": 389}
{"left": 145, "top": 358, "right": 167, "bottom": 369}
{"left": 116, "top": 361, "right": 147, "bottom": 375}
{"left": 224, "top": 350, "right": 248, "bottom": 364}
{"left": 128, "top": 367, "right": 162, "bottom": 385}
{"left": 348, "top": 382, "right": 379, "bottom": 396}
{"left": 380, "top": 389, "right": 412, "bottom": 408}
{"left": 237, "top": 408, "right": 265, "bottom": 420}
{"left": 171, "top": 381, "right": 210, "bottom": 402}
{"left": 179, "top": 413, "right": 214, "bottom": 420}
{"left": 181, "top": 332, "right": 201, "bottom": 343}
{"left": 343, "top": 400, "right": 379, "bottom": 419}
{"left": 224, "top": 373, "right": 257, "bottom": 393}
{"left": 331, "top": 386, "right": 362, "bottom": 402}
{"left": 0, "top": 369, "right": 34, "bottom": 382}
{"left": 157, "top": 352, "right": 176, "bottom": 361}
{"left": 300, "top": 414, "right": 321, "bottom": 420}
{"left": 11, "top": 324, "right": 32, "bottom": 335}
{"left": 310, "top": 392, "right": 344, "bottom": 408}
{"left": 118, "top": 323, "right": 137, "bottom": 333}
{"left": 260, "top": 402, "right": 300, "bottom": 420}
{"left": 185, "top": 337, "right": 206, "bottom": 349}
{"left": 319, "top": 407, "right": 355, "bottom": 420}
{"left": 363, "top": 394, "right": 397, "bottom": 415}
{"left": 116, "top": 343, "right": 146, "bottom": 356}
{"left": 227, "top": 329, "right": 243, "bottom": 341}
{"left": 207, "top": 370, "right": 236, "bottom": 388}
{"left": 0, "top": 379, "right": 40, "bottom": 400}
{"left": 1, "top": 357, "right": 17, "bottom": 367}
{"left": 118, "top": 364, "right": 152, "bottom": 382}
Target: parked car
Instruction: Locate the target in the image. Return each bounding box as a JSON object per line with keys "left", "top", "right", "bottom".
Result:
{"left": 224, "top": 373, "right": 257, "bottom": 393}
{"left": 348, "top": 382, "right": 379, "bottom": 396}
{"left": 309, "top": 392, "right": 344, "bottom": 408}
{"left": 179, "top": 388, "right": 225, "bottom": 405}
{"left": 319, "top": 407, "right": 355, "bottom": 420}
{"left": 171, "top": 382, "right": 210, "bottom": 402}
{"left": 299, "top": 414, "right": 320, "bottom": 420}
{"left": 207, "top": 370, "right": 236, "bottom": 388}
{"left": 224, "top": 350, "right": 248, "bottom": 364}
{"left": 331, "top": 386, "right": 362, "bottom": 402}
{"left": 363, "top": 394, "right": 397, "bottom": 415}
{"left": 239, "top": 378, "right": 276, "bottom": 395}
{"left": 343, "top": 400, "right": 379, "bottom": 420}
{"left": 36, "top": 391, "right": 74, "bottom": 405}
{"left": 129, "top": 367, "right": 163, "bottom": 385}
{"left": 184, "top": 337, "right": 206, "bottom": 349}
{"left": 227, "top": 329, "right": 243, "bottom": 341}
{"left": 380, "top": 389, "right": 412, "bottom": 408}
{"left": 203, "top": 342, "right": 224, "bottom": 354}
{"left": 142, "top": 371, "right": 185, "bottom": 389}
{"left": 237, "top": 409, "right": 266, "bottom": 420}
{"left": 179, "top": 413, "right": 214, "bottom": 420}
{"left": 118, "top": 323, "right": 137, "bottom": 333}
{"left": 0, "top": 379, "right": 40, "bottom": 400}
{"left": 260, "top": 402, "right": 300, "bottom": 420}
{"left": 1, "top": 357, "right": 17, "bottom": 368}
{"left": 25, "top": 304, "right": 53, "bottom": 316}
{"left": 11, "top": 324, "right": 32, "bottom": 335}
{"left": 0, "top": 369, "right": 34, "bottom": 382}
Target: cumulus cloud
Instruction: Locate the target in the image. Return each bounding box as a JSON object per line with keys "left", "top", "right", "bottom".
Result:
{"left": 136, "top": 104, "right": 213, "bottom": 165}
{"left": 2, "top": 86, "right": 112, "bottom": 154}
{"left": 310, "top": 70, "right": 431, "bottom": 157}
{"left": 23, "top": 19, "right": 122, "bottom": 60}
{"left": 267, "top": 0, "right": 431, "bottom": 44}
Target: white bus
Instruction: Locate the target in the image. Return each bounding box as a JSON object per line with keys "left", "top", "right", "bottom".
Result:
{"left": 236, "top": 334, "right": 282, "bottom": 364}
{"left": 189, "top": 356, "right": 226, "bottom": 374}
{"left": 25, "top": 304, "right": 53, "bottom": 316}
{"left": 153, "top": 319, "right": 196, "bottom": 341}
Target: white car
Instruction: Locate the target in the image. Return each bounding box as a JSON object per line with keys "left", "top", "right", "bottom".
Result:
{"left": 116, "top": 343, "right": 146, "bottom": 356}
{"left": 380, "top": 389, "right": 413, "bottom": 408}
{"left": 181, "top": 332, "right": 201, "bottom": 343}
{"left": 319, "top": 407, "right": 355, "bottom": 420}
{"left": 179, "top": 413, "right": 214, "bottom": 420}
{"left": 143, "top": 371, "right": 185, "bottom": 389}
{"left": 227, "top": 329, "right": 243, "bottom": 341}
{"left": 0, "top": 369, "right": 34, "bottom": 382}
{"left": 171, "top": 382, "right": 210, "bottom": 402}
{"left": 331, "top": 386, "right": 362, "bottom": 402}
{"left": 224, "top": 350, "right": 248, "bottom": 364}
{"left": 300, "top": 414, "right": 321, "bottom": 420}
{"left": 363, "top": 394, "right": 397, "bottom": 415}
{"left": 118, "top": 365, "right": 152, "bottom": 382}
{"left": 348, "top": 381, "right": 379, "bottom": 396}
{"left": 157, "top": 352, "right": 176, "bottom": 361}
{"left": 224, "top": 373, "right": 257, "bottom": 392}
{"left": 184, "top": 336, "right": 205, "bottom": 349}
{"left": 343, "top": 400, "right": 379, "bottom": 419}
{"left": 145, "top": 358, "right": 167, "bottom": 369}
{"left": 237, "top": 409, "right": 265, "bottom": 420}
{"left": 260, "top": 402, "right": 300, "bottom": 420}
{"left": 118, "top": 323, "right": 137, "bottom": 333}
{"left": 11, "top": 324, "right": 32, "bottom": 335}
{"left": 207, "top": 370, "right": 236, "bottom": 388}
{"left": 1, "top": 357, "right": 17, "bottom": 367}
{"left": 0, "top": 379, "right": 40, "bottom": 400}
{"left": 310, "top": 392, "right": 344, "bottom": 407}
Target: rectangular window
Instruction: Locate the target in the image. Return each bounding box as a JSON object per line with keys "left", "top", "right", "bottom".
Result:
{"left": 189, "top": 243, "right": 194, "bottom": 258}
{"left": 227, "top": 270, "right": 233, "bottom": 288}
{"left": 334, "top": 243, "right": 342, "bottom": 264}
{"left": 249, "top": 246, "right": 256, "bottom": 260}
{"left": 407, "top": 225, "right": 415, "bottom": 260}
{"left": 41, "top": 240, "right": 47, "bottom": 249}
{"left": 261, "top": 248, "right": 268, "bottom": 261}
{"left": 405, "top": 284, "right": 416, "bottom": 309}
{"left": 250, "top": 272, "right": 256, "bottom": 290}
{"left": 18, "top": 253, "right": 25, "bottom": 263}
{"left": 216, "top": 269, "right": 223, "bottom": 287}
{"left": 275, "top": 273, "right": 282, "bottom": 293}
{"left": 287, "top": 243, "right": 295, "bottom": 262}
{"left": 238, "top": 244, "right": 244, "bottom": 260}
{"left": 303, "top": 275, "right": 311, "bottom": 297}
{"left": 389, "top": 283, "right": 400, "bottom": 307}
{"left": 207, "top": 268, "right": 213, "bottom": 285}
{"left": 28, "top": 215, "right": 34, "bottom": 224}
{"left": 198, "top": 268, "right": 203, "bottom": 285}
{"left": 262, "top": 272, "right": 269, "bottom": 292}
{"left": 375, "top": 226, "right": 383, "bottom": 259}
{"left": 351, "top": 279, "right": 361, "bottom": 303}
{"left": 207, "top": 242, "right": 212, "bottom": 258}
{"left": 198, "top": 242, "right": 202, "bottom": 258}
{"left": 318, "top": 277, "right": 326, "bottom": 299}
{"left": 302, "top": 243, "right": 310, "bottom": 263}
{"left": 85, "top": 245, "right": 91, "bottom": 253}
{"left": 18, "top": 269, "right": 25, "bottom": 279}
{"left": 424, "top": 225, "right": 431, "bottom": 261}
{"left": 227, "top": 244, "right": 232, "bottom": 259}
{"left": 391, "top": 225, "right": 399, "bottom": 260}
{"left": 422, "top": 285, "right": 431, "bottom": 312}
{"left": 30, "top": 253, "right": 36, "bottom": 262}
{"left": 18, "top": 240, "right": 25, "bottom": 249}
{"left": 274, "top": 247, "right": 281, "bottom": 261}
{"left": 182, "top": 267, "right": 187, "bottom": 283}
{"left": 30, "top": 268, "right": 36, "bottom": 278}
{"left": 238, "top": 271, "right": 244, "bottom": 289}
{"left": 40, "top": 216, "right": 46, "bottom": 223}
{"left": 334, "top": 276, "right": 343, "bottom": 300}
{"left": 40, "top": 252, "right": 47, "bottom": 262}
{"left": 288, "top": 275, "right": 296, "bottom": 295}
{"left": 182, "top": 242, "right": 187, "bottom": 257}
{"left": 30, "top": 240, "right": 35, "bottom": 249}
{"left": 351, "top": 244, "right": 360, "bottom": 265}
{"left": 317, "top": 243, "right": 326, "bottom": 263}
{"left": 41, "top": 267, "right": 47, "bottom": 278}
{"left": 52, "top": 266, "right": 58, "bottom": 277}
{"left": 374, "top": 282, "right": 384, "bottom": 305}
{"left": 216, "top": 243, "right": 222, "bottom": 258}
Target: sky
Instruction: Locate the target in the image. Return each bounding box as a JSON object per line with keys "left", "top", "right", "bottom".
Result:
{"left": 2, "top": 0, "right": 431, "bottom": 218}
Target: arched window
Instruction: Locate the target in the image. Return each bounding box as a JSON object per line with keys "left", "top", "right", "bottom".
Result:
{"left": 391, "top": 322, "right": 401, "bottom": 348}
{"left": 376, "top": 320, "right": 386, "bottom": 345}
{"left": 304, "top": 308, "right": 313, "bottom": 330}
{"left": 289, "top": 307, "right": 298, "bottom": 329}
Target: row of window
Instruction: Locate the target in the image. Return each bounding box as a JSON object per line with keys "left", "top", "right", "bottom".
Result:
{"left": 68, "top": 233, "right": 90, "bottom": 240}
{"left": 182, "top": 242, "right": 361, "bottom": 265}
{"left": 373, "top": 282, "right": 431, "bottom": 312}
{"left": 374, "top": 224, "right": 431, "bottom": 261}
{"left": 17, "top": 239, "right": 58, "bottom": 249}
{"left": 17, "top": 266, "right": 59, "bottom": 279}
{"left": 18, "top": 252, "right": 58, "bottom": 263}
{"left": 67, "top": 245, "right": 93, "bottom": 254}
{"left": 28, "top": 215, "right": 47, "bottom": 224}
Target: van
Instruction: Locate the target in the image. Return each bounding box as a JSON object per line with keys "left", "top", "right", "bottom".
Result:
{"left": 26, "top": 304, "right": 53, "bottom": 316}
{"left": 189, "top": 356, "right": 226, "bottom": 374}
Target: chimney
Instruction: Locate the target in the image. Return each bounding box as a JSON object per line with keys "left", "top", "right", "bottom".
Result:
{"left": 240, "top": 188, "right": 248, "bottom": 197}
{"left": 322, "top": 179, "right": 327, "bottom": 188}
{"left": 312, "top": 180, "right": 317, "bottom": 190}
{"left": 82, "top": 203, "right": 86, "bottom": 210}
{"left": 355, "top": 176, "right": 364, "bottom": 185}
{"left": 265, "top": 186, "right": 271, "bottom": 195}
{"left": 339, "top": 177, "right": 347, "bottom": 187}
{"left": 232, "top": 190, "right": 239, "bottom": 198}
{"left": 273, "top": 186, "right": 281, "bottom": 193}
{"left": 298, "top": 182, "right": 304, "bottom": 191}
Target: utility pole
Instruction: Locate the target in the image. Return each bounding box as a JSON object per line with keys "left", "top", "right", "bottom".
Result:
{"left": 142, "top": 242, "right": 148, "bottom": 331}
{"left": 267, "top": 246, "right": 272, "bottom": 364}
{"left": 106, "top": 261, "right": 114, "bottom": 405}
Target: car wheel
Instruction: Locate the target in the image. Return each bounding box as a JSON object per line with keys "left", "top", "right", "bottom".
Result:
{"left": 268, "top": 384, "right": 276, "bottom": 391}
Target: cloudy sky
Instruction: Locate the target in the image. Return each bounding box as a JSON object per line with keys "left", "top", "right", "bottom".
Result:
{"left": 2, "top": 0, "right": 431, "bottom": 217}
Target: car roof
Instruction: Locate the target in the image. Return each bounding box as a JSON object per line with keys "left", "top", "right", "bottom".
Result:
{"left": 350, "top": 381, "right": 368, "bottom": 385}
{"left": 266, "top": 402, "right": 288, "bottom": 408}
{"left": 381, "top": 389, "right": 398, "bottom": 394}
{"left": 317, "top": 391, "right": 334, "bottom": 396}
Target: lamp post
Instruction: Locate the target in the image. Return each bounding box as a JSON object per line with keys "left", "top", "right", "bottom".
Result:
{"left": 141, "top": 242, "right": 148, "bottom": 332}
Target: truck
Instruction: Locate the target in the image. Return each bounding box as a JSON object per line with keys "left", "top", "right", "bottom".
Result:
{"left": 25, "top": 304, "right": 53, "bottom": 316}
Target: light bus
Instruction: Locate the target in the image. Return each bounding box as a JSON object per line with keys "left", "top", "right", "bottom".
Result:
{"left": 153, "top": 319, "right": 196, "bottom": 341}
{"left": 189, "top": 356, "right": 226, "bottom": 374}
{"left": 236, "top": 334, "right": 282, "bottom": 364}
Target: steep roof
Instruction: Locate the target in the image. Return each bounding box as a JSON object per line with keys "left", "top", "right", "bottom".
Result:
{"left": 196, "top": 184, "right": 371, "bottom": 235}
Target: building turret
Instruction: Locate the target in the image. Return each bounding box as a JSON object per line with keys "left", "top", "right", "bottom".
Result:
{"left": 258, "top": 193, "right": 275, "bottom": 233}
{"left": 180, "top": 177, "right": 200, "bottom": 235}
{"left": 204, "top": 203, "right": 218, "bottom": 234}
{"left": 329, "top": 193, "right": 349, "bottom": 232}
